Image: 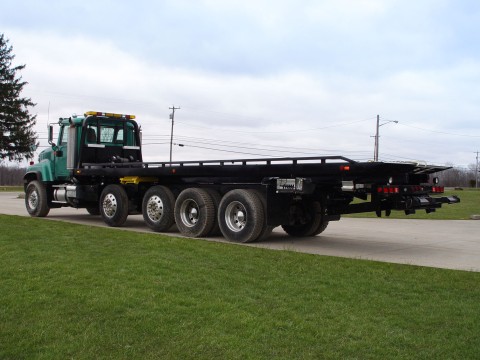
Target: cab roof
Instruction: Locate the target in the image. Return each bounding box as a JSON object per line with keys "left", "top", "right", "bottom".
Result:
{"left": 58, "top": 111, "right": 136, "bottom": 126}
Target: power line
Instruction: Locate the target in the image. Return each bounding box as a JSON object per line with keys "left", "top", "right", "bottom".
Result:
{"left": 171, "top": 143, "right": 284, "bottom": 158}
{"left": 174, "top": 116, "right": 374, "bottom": 134}
{"left": 396, "top": 122, "right": 480, "bottom": 138}
{"left": 142, "top": 134, "right": 373, "bottom": 156}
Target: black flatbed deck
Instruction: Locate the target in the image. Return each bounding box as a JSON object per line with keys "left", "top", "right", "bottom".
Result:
{"left": 78, "top": 156, "right": 446, "bottom": 186}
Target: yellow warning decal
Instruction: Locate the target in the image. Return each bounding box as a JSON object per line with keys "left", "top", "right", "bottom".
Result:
{"left": 119, "top": 176, "right": 157, "bottom": 185}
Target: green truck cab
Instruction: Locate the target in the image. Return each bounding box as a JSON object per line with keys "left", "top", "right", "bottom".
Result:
{"left": 24, "top": 111, "right": 142, "bottom": 217}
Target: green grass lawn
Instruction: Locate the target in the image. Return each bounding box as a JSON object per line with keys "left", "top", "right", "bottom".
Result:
{"left": 0, "top": 215, "right": 479, "bottom": 359}
{"left": 346, "top": 189, "right": 479, "bottom": 220}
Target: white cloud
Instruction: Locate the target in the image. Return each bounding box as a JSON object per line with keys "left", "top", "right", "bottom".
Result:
{"left": 5, "top": 0, "right": 480, "bottom": 164}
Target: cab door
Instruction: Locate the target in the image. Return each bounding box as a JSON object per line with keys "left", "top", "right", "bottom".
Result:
{"left": 53, "top": 125, "right": 71, "bottom": 180}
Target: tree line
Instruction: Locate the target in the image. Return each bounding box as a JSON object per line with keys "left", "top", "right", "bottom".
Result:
{"left": 438, "top": 165, "right": 479, "bottom": 188}
{"left": 0, "top": 165, "right": 25, "bottom": 185}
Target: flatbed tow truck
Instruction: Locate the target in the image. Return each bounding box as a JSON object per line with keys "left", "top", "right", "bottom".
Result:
{"left": 24, "top": 111, "right": 459, "bottom": 242}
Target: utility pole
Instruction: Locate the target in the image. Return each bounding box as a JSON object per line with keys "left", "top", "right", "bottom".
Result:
{"left": 169, "top": 105, "right": 180, "bottom": 163}
{"left": 373, "top": 114, "right": 398, "bottom": 162}
{"left": 475, "top": 151, "right": 479, "bottom": 189}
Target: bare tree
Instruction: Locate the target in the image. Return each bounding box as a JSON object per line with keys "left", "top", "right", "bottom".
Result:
{"left": 436, "top": 164, "right": 478, "bottom": 188}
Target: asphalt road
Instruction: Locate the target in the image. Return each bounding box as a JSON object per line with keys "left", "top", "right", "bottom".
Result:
{"left": 1, "top": 192, "right": 479, "bottom": 272}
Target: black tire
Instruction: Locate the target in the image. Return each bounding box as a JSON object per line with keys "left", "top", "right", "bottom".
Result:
{"left": 174, "top": 188, "right": 215, "bottom": 238}
{"left": 86, "top": 206, "right": 100, "bottom": 215}
{"left": 205, "top": 189, "right": 222, "bottom": 236}
{"left": 99, "top": 184, "right": 129, "bottom": 227}
{"left": 218, "top": 189, "right": 265, "bottom": 243}
{"left": 252, "top": 190, "right": 274, "bottom": 241}
{"left": 310, "top": 217, "right": 329, "bottom": 236}
{"left": 281, "top": 201, "right": 328, "bottom": 237}
{"left": 142, "top": 185, "right": 176, "bottom": 232}
{"left": 25, "top": 180, "right": 50, "bottom": 217}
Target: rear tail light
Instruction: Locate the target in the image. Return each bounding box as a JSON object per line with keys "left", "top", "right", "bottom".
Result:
{"left": 377, "top": 186, "right": 400, "bottom": 194}
{"left": 378, "top": 185, "right": 444, "bottom": 194}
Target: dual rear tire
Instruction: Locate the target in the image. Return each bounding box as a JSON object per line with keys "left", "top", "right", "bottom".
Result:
{"left": 98, "top": 184, "right": 326, "bottom": 242}
{"left": 218, "top": 189, "right": 269, "bottom": 243}
{"left": 144, "top": 187, "right": 271, "bottom": 243}
{"left": 281, "top": 200, "right": 329, "bottom": 237}
{"left": 174, "top": 188, "right": 216, "bottom": 238}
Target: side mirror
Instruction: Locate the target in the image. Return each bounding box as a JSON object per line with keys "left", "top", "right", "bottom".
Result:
{"left": 48, "top": 124, "right": 56, "bottom": 147}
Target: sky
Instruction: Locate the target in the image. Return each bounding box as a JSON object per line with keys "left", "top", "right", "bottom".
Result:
{"left": 2, "top": 0, "right": 480, "bottom": 167}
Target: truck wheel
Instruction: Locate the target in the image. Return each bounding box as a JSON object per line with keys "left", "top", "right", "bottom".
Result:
{"left": 310, "top": 217, "right": 329, "bottom": 236}
{"left": 100, "top": 184, "right": 129, "bottom": 227}
{"left": 142, "top": 185, "right": 175, "bottom": 232}
{"left": 174, "top": 188, "right": 215, "bottom": 237}
{"left": 252, "top": 190, "right": 274, "bottom": 241}
{"left": 282, "top": 201, "right": 327, "bottom": 237}
{"left": 25, "top": 180, "right": 50, "bottom": 217}
{"left": 205, "top": 189, "right": 222, "bottom": 236}
{"left": 218, "top": 189, "right": 265, "bottom": 243}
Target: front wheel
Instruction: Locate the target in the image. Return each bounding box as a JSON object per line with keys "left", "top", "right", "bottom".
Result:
{"left": 99, "top": 184, "right": 129, "bottom": 227}
{"left": 25, "top": 180, "right": 50, "bottom": 217}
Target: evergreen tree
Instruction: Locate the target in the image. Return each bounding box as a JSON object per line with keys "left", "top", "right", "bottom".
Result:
{"left": 0, "top": 33, "right": 37, "bottom": 162}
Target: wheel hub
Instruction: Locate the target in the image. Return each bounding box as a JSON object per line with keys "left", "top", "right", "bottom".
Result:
{"left": 28, "top": 190, "right": 39, "bottom": 210}
{"left": 180, "top": 199, "right": 199, "bottom": 227}
{"left": 102, "top": 193, "right": 117, "bottom": 218}
{"left": 225, "top": 201, "right": 247, "bottom": 232}
{"left": 146, "top": 195, "right": 164, "bottom": 222}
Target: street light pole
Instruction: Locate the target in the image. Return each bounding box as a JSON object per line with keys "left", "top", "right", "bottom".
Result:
{"left": 374, "top": 115, "right": 380, "bottom": 162}
{"left": 475, "top": 151, "right": 479, "bottom": 189}
{"left": 373, "top": 115, "right": 398, "bottom": 162}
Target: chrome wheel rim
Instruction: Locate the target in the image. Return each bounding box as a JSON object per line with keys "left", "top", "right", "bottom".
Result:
{"left": 225, "top": 201, "right": 246, "bottom": 232}
{"left": 179, "top": 199, "right": 199, "bottom": 227}
{"left": 28, "top": 189, "right": 39, "bottom": 210}
{"left": 146, "top": 195, "right": 164, "bottom": 222}
{"left": 102, "top": 193, "right": 117, "bottom": 218}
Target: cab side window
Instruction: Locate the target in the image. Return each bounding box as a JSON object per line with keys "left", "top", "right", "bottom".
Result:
{"left": 59, "top": 126, "right": 69, "bottom": 145}
{"left": 85, "top": 125, "right": 98, "bottom": 144}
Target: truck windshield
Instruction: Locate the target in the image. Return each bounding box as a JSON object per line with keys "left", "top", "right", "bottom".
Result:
{"left": 84, "top": 119, "right": 138, "bottom": 146}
